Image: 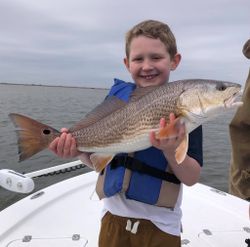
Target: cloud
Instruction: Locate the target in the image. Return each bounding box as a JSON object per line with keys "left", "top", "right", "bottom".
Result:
{"left": 0, "top": 0, "right": 249, "bottom": 88}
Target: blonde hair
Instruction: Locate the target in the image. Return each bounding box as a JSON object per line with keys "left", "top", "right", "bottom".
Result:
{"left": 125, "top": 20, "right": 177, "bottom": 59}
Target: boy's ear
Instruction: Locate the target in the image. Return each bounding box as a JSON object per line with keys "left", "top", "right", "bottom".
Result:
{"left": 171, "top": 53, "right": 181, "bottom": 71}
{"left": 123, "top": 57, "right": 130, "bottom": 70}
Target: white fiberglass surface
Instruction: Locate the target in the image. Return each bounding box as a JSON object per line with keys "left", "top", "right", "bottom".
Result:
{"left": 0, "top": 172, "right": 249, "bottom": 247}
{"left": 0, "top": 172, "right": 101, "bottom": 247}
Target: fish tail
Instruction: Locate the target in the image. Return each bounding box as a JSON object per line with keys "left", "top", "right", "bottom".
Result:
{"left": 9, "top": 113, "right": 60, "bottom": 161}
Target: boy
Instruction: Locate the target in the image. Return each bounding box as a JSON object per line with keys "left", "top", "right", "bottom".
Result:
{"left": 49, "top": 20, "right": 203, "bottom": 247}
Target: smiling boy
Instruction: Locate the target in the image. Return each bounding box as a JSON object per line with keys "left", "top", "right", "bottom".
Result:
{"left": 124, "top": 35, "right": 179, "bottom": 87}
{"left": 49, "top": 20, "right": 203, "bottom": 247}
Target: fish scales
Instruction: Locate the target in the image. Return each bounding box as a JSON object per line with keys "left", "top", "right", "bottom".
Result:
{"left": 71, "top": 82, "right": 184, "bottom": 148}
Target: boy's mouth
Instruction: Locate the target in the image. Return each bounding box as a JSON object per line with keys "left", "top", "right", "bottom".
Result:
{"left": 140, "top": 73, "right": 159, "bottom": 80}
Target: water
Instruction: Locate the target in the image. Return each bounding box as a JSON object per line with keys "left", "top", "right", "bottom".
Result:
{"left": 0, "top": 84, "right": 238, "bottom": 211}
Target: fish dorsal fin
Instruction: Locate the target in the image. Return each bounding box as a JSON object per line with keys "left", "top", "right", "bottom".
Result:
{"left": 129, "top": 85, "right": 159, "bottom": 102}
{"left": 70, "top": 96, "right": 127, "bottom": 131}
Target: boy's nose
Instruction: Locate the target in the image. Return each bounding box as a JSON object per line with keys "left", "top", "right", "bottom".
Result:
{"left": 142, "top": 59, "right": 153, "bottom": 71}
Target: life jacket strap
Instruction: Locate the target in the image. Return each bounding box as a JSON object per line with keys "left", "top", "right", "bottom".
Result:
{"left": 110, "top": 156, "right": 181, "bottom": 184}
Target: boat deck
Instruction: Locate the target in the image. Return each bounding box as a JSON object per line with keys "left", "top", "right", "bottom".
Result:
{"left": 0, "top": 171, "right": 249, "bottom": 246}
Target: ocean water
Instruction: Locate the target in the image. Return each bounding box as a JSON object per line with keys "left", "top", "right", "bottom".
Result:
{"left": 0, "top": 84, "right": 238, "bottom": 211}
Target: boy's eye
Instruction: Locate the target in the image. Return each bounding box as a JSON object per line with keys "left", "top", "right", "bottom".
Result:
{"left": 152, "top": 56, "right": 161, "bottom": 60}
{"left": 132, "top": 57, "right": 143, "bottom": 62}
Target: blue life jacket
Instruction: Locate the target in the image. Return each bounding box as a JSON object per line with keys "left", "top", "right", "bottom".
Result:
{"left": 98, "top": 78, "right": 203, "bottom": 206}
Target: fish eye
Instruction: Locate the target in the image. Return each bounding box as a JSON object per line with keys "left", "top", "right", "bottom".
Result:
{"left": 43, "top": 129, "right": 51, "bottom": 135}
{"left": 216, "top": 83, "right": 227, "bottom": 91}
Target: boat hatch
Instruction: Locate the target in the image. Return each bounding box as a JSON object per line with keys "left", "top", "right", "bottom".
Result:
{"left": 6, "top": 234, "right": 88, "bottom": 247}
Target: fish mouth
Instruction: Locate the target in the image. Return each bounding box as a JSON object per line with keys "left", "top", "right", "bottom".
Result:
{"left": 224, "top": 91, "right": 243, "bottom": 108}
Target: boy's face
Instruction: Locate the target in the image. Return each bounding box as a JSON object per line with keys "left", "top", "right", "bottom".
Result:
{"left": 124, "top": 35, "right": 181, "bottom": 88}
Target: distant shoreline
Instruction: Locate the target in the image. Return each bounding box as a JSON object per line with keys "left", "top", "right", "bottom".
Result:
{"left": 0, "top": 82, "right": 108, "bottom": 90}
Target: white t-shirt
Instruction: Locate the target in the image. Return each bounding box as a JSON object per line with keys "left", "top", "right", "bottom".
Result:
{"left": 101, "top": 185, "right": 183, "bottom": 236}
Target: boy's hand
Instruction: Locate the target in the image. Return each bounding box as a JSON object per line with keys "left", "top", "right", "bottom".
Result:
{"left": 150, "top": 113, "right": 186, "bottom": 158}
{"left": 49, "top": 128, "right": 81, "bottom": 159}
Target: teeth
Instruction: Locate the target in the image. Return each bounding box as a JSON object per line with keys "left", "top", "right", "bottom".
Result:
{"left": 143, "top": 75, "right": 156, "bottom": 80}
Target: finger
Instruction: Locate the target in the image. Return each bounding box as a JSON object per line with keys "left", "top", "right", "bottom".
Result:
{"left": 150, "top": 131, "right": 161, "bottom": 148}
{"left": 172, "top": 126, "right": 185, "bottom": 147}
{"left": 49, "top": 137, "right": 59, "bottom": 153}
{"left": 62, "top": 133, "right": 73, "bottom": 158}
{"left": 159, "top": 118, "right": 166, "bottom": 128}
{"left": 169, "top": 112, "right": 176, "bottom": 122}
{"left": 60, "top": 128, "right": 69, "bottom": 133}
{"left": 57, "top": 132, "right": 67, "bottom": 156}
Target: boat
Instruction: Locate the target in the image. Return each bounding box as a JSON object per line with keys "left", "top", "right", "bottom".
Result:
{"left": 0, "top": 160, "right": 249, "bottom": 247}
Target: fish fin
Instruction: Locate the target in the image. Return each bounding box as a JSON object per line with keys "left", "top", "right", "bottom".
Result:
{"left": 129, "top": 85, "right": 160, "bottom": 102}
{"left": 155, "top": 117, "right": 181, "bottom": 139}
{"left": 70, "top": 96, "right": 127, "bottom": 131}
{"left": 9, "top": 113, "right": 60, "bottom": 162}
{"left": 155, "top": 117, "right": 188, "bottom": 164}
{"left": 175, "top": 134, "right": 189, "bottom": 164}
{"left": 90, "top": 153, "right": 114, "bottom": 172}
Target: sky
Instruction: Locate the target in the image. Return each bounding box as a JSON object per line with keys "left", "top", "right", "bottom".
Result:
{"left": 0, "top": 0, "right": 249, "bottom": 88}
